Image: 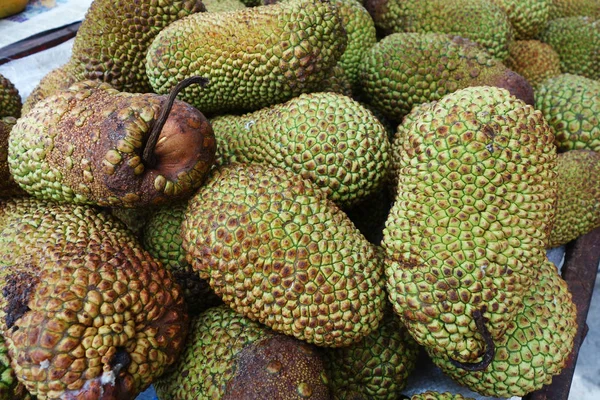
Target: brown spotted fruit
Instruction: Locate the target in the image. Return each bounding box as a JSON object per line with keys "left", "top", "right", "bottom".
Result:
{"left": 8, "top": 77, "right": 216, "bottom": 207}
{"left": 0, "top": 118, "right": 25, "bottom": 198}
{"left": 0, "top": 196, "right": 189, "bottom": 399}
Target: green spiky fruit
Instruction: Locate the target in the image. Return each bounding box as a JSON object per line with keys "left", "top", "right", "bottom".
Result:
{"left": 539, "top": 16, "right": 600, "bottom": 80}
{"left": 548, "top": 150, "right": 600, "bottom": 248}
{"left": 488, "top": 0, "right": 550, "bottom": 39}
{"left": 504, "top": 40, "right": 562, "bottom": 90}
{"left": 0, "top": 118, "right": 24, "bottom": 198}
{"left": 0, "top": 74, "right": 21, "bottom": 119}
{"left": 9, "top": 80, "right": 216, "bottom": 207}
{"left": 549, "top": 0, "right": 600, "bottom": 19}
{"left": 21, "top": 62, "right": 78, "bottom": 115}
{"left": 535, "top": 73, "right": 600, "bottom": 152}
{"left": 323, "top": 311, "right": 420, "bottom": 400}
{"left": 429, "top": 259, "right": 577, "bottom": 397}
{"left": 155, "top": 305, "right": 330, "bottom": 399}
{"left": 202, "top": 0, "right": 246, "bottom": 12}
{"left": 0, "top": 197, "right": 188, "bottom": 399}
{"left": 359, "top": 32, "right": 533, "bottom": 122}
{"left": 363, "top": 0, "right": 513, "bottom": 60}
{"left": 410, "top": 392, "right": 474, "bottom": 400}
{"left": 142, "top": 202, "right": 222, "bottom": 314}
{"left": 383, "top": 86, "right": 557, "bottom": 364}
{"left": 146, "top": 0, "right": 347, "bottom": 115}
{"left": 182, "top": 163, "right": 386, "bottom": 347}
{"left": 210, "top": 92, "right": 390, "bottom": 207}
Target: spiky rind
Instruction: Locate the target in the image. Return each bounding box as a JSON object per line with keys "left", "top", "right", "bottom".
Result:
{"left": 0, "top": 74, "right": 21, "bottom": 119}
{"left": 549, "top": 0, "right": 600, "bottom": 19}
{"left": 489, "top": 0, "right": 550, "bottom": 39}
{"left": 0, "top": 118, "right": 25, "bottom": 198}
{"left": 21, "top": 62, "right": 78, "bottom": 115}
{"left": 504, "top": 40, "right": 562, "bottom": 90}
{"left": 411, "top": 392, "right": 474, "bottom": 400}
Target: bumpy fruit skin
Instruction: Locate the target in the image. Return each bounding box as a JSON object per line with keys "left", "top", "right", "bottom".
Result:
{"left": 488, "top": 0, "right": 549, "bottom": 39}
{"left": 383, "top": 86, "right": 557, "bottom": 363}
{"left": 70, "top": 0, "right": 205, "bottom": 93}
{"left": 0, "top": 118, "right": 25, "bottom": 198}
{"left": 363, "top": 0, "right": 513, "bottom": 60}
{"left": 429, "top": 260, "right": 577, "bottom": 397}
{"left": 359, "top": 32, "right": 533, "bottom": 122}
{"left": 146, "top": 0, "right": 347, "bottom": 115}
{"left": 210, "top": 92, "right": 390, "bottom": 207}
{"left": 539, "top": 16, "right": 600, "bottom": 80}
{"left": 21, "top": 62, "right": 78, "bottom": 115}
{"left": 9, "top": 80, "right": 216, "bottom": 207}
{"left": 182, "top": 163, "right": 386, "bottom": 347}
{"left": 0, "top": 197, "right": 188, "bottom": 400}
{"left": 202, "top": 0, "right": 247, "bottom": 12}
{"left": 0, "top": 74, "right": 21, "bottom": 119}
{"left": 155, "top": 305, "right": 330, "bottom": 399}
{"left": 323, "top": 311, "right": 420, "bottom": 400}
{"left": 142, "top": 202, "right": 222, "bottom": 314}
{"left": 411, "top": 392, "right": 474, "bottom": 400}
{"left": 535, "top": 74, "right": 600, "bottom": 152}
{"left": 548, "top": 150, "right": 600, "bottom": 247}
{"left": 504, "top": 40, "right": 562, "bottom": 90}
{"left": 549, "top": 0, "right": 600, "bottom": 19}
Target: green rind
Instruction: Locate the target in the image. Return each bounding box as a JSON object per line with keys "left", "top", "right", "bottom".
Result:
{"left": 0, "top": 74, "right": 21, "bottom": 119}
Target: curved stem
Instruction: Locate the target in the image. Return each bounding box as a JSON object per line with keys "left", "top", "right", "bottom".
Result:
{"left": 449, "top": 307, "right": 495, "bottom": 371}
{"left": 142, "top": 76, "right": 209, "bottom": 167}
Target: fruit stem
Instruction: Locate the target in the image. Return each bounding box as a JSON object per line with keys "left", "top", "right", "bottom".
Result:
{"left": 449, "top": 307, "right": 495, "bottom": 371}
{"left": 142, "top": 76, "right": 209, "bottom": 167}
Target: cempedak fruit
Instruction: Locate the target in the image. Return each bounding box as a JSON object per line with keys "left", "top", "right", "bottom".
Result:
{"left": 504, "top": 40, "right": 562, "bottom": 90}
{"left": 409, "top": 392, "right": 474, "bottom": 400}
{"left": 488, "top": 0, "right": 550, "bottom": 39}
{"left": 0, "top": 74, "right": 21, "bottom": 119}
{"left": 0, "top": 118, "right": 25, "bottom": 198}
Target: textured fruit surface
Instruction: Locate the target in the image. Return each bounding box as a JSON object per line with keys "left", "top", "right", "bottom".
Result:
{"left": 0, "top": 74, "right": 21, "bottom": 119}
{"left": 539, "top": 16, "right": 600, "bottom": 80}
{"left": 364, "top": 0, "right": 513, "bottom": 60}
{"left": 202, "top": 0, "right": 246, "bottom": 12}
{"left": 0, "top": 334, "right": 19, "bottom": 399}
{"left": 383, "top": 86, "right": 557, "bottom": 363}
{"left": 9, "top": 80, "right": 216, "bottom": 207}
{"left": 0, "top": 197, "right": 188, "bottom": 399}
{"left": 549, "top": 0, "right": 600, "bottom": 19}
{"left": 429, "top": 259, "right": 577, "bottom": 397}
{"left": 182, "top": 163, "right": 386, "bottom": 347}
{"left": 155, "top": 305, "right": 330, "bottom": 399}
{"left": 535, "top": 73, "right": 600, "bottom": 152}
{"left": 323, "top": 311, "right": 420, "bottom": 400}
{"left": 146, "top": 0, "right": 346, "bottom": 115}
{"left": 21, "top": 61, "right": 78, "bottom": 115}
{"left": 359, "top": 32, "right": 533, "bottom": 122}
{"left": 504, "top": 40, "right": 562, "bottom": 90}
{"left": 210, "top": 92, "right": 390, "bottom": 207}
{"left": 548, "top": 150, "right": 600, "bottom": 248}
{"left": 411, "top": 392, "right": 474, "bottom": 400}
{"left": 0, "top": 118, "right": 24, "bottom": 198}
{"left": 70, "top": 0, "right": 205, "bottom": 93}
{"left": 489, "top": 0, "right": 549, "bottom": 39}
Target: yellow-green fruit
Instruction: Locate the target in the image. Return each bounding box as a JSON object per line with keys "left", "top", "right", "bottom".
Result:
{"left": 549, "top": 0, "right": 600, "bottom": 19}
{"left": 363, "top": 0, "right": 513, "bottom": 60}
{"left": 0, "top": 118, "right": 25, "bottom": 198}
{"left": 0, "top": 74, "right": 21, "bottom": 119}
{"left": 548, "top": 150, "right": 600, "bottom": 248}
{"left": 182, "top": 163, "right": 386, "bottom": 347}
{"left": 359, "top": 32, "right": 534, "bottom": 122}
{"left": 429, "top": 260, "right": 577, "bottom": 397}
{"left": 142, "top": 202, "right": 222, "bottom": 314}
{"left": 539, "top": 16, "right": 600, "bottom": 80}
{"left": 202, "top": 0, "right": 246, "bottom": 12}
{"left": 323, "top": 311, "right": 420, "bottom": 400}
{"left": 210, "top": 92, "right": 390, "bottom": 207}
{"left": 0, "top": 333, "right": 28, "bottom": 400}
{"left": 0, "top": 197, "right": 188, "bottom": 399}
{"left": 70, "top": 0, "right": 205, "bottom": 93}
{"left": 321, "top": 65, "right": 354, "bottom": 97}
{"left": 21, "top": 61, "right": 78, "bottom": 115}
{"left": 535, "top": 73, "right": 600, "bottom": 152}
{"left": 155, "top": 305, "right": 330, "bottom": 399}
{"left": 504, "top": 40, "right": 562, "bottom": 90}
{"left": 410, "top": 392, "right": 474, "bottom": 400}
{"left": 9, "top": 80, "right": 216, "bottom": 207}
{"left": 146, "top": 0, "right": 347, "bottom": 115}
{"left": 489, "top": 0, "right": 550, "bottom": 39}
{"left": 383, "top": 86, "right": 557, "bottom": 364}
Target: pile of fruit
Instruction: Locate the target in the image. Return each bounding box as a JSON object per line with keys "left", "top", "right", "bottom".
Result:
{"left": 0, "top": 0, "right": 599, "bottom": 398}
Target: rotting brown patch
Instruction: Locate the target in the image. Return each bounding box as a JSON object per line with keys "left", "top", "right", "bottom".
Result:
{"left": 2, "top": 267, "right": 39, "bottom": 330}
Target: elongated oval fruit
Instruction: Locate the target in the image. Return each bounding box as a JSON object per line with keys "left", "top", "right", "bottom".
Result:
{"left": 210, "top": 92, "right": 390, "bottom": 207}
{"left": 8, "top": 79, "right": 216, "bottom": 208}
{"left": 145, "top": 0, "right": 347, "bottom": 115}
{"left": 383, "top": 86, "right": 557, "bottom": 365}
{"left": 182, "top": 163, "right": 386, "bottom": 347}
{"left": 0, "top": 118, "right": 25, "bottom": 198}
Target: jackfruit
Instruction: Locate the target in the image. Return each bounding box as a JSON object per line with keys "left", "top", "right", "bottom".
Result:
{"left": 383, "top": 86, "right": 557, "bottom": 364}
{"left": 145, "top": 0, "right": 347, "bottom": 115}
{"left": 321, "top": 65, "right": 354, "bottom": 96}
{"left": 539, "top": 16, "right": 600, "bottom": 80}
{"left": 535, "top": 73, "right": 600, "bottom": 152}
{"left": 323, "top": 310, "right": 419, "bottom": 399}
{"left": 142, "top": 202, "right": 222, "bottom": 314}
{"left": 9, "top": 79, "right": 216, "bottom": 207}
{"left": 549, "top": 0, "right": 600, "bottom": 19}
{"left": 0, "top": 118, "right": 24, "bottom": 198}
{"left": 409, "top": 392, "right": 474, "bottom": 400}
{"left": 21, "top": 62, "right": 78, "bottom": 115}
{"left": 489, "top": 0, "right": 550, "bottom": 39}
{"left": 155, "top": 305, "right": 330, "bottom": 399}
{"left": 0, "top": 74, "right": 20, "bottom": 119}
{"left": 363, "top": 0, "right": 513, "bottom": 60}
{"left": 548, "top": 150, "right": 600, "bottom": 248}
{"left": 359, "top": 32, "right": 534, "bottom": 123}
{"left": 429, "top": 259, "right": 577, "bottom": 397}
{"left": 202, "top": 0, "right": 246, "bottom": 12}
{"left": 210, "top": 92, "right": 390, "bottom": 207}
{"left": 0, "top": 197, "right": 188, "bottom": 399}
{"left": 0, "top": 333, "right": 27, "bottom": 399}
{"left": 182, "top": 163, "right": 386, "bottom": 347}
{"left": 504, "top": 40, "right": 562, "bottom": 89}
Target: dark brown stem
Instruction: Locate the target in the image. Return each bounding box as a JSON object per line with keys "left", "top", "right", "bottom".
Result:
{"left": 142, "top": 76, "right": 209, "bottom": 167}
{"left": 449, "top": 307, "right": 495, "bottom": 371}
